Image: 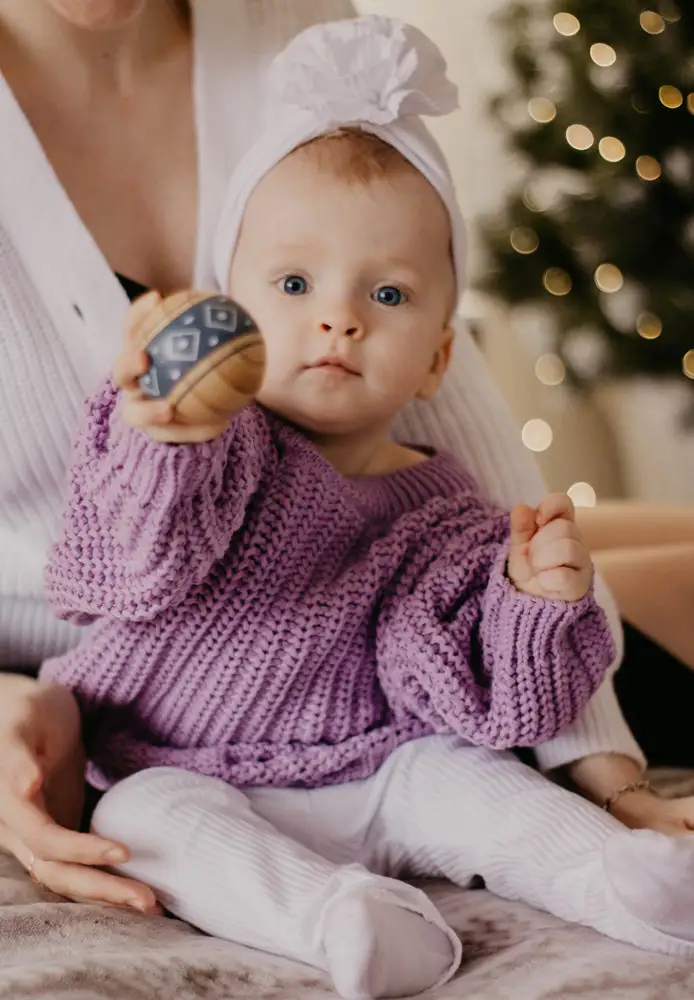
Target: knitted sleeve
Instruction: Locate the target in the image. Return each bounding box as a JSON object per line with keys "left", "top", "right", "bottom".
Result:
{"left": 376, "top": 500, "right": 615, "bottom": 750}
{"left": 45, "top": 381, "right": 273, "bottom": 623}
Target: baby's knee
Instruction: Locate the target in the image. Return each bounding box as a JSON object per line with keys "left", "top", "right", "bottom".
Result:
{"left": 92, "top": 766, "right": 242, "bottom": 840}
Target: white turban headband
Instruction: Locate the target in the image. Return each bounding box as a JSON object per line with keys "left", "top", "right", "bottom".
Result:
{"left": 213, "top": 15, "right": 466, "bottom": 300}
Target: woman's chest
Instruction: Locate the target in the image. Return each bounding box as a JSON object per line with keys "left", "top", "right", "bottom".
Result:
{"left": 11, "top": 68, "right": 198, "bottom": 294}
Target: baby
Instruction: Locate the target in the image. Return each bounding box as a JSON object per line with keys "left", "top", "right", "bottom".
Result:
{"left": 42, "top": 16, "right": 694, "bottom": 1000}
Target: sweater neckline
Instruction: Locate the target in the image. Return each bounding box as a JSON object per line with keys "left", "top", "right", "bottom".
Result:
{"left": 268, "top": 408, "right": 471, "bottom": 520}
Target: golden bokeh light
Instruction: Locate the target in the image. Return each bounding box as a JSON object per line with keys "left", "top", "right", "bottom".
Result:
{"left": 687, "top": 94, "right": 694, "bottom": 115}
{"left": 522, "top": 419, "right": 554, "bottom": 452}
{"left": 594, "top": 263, "right": 624, "bottom": 293}
{"left": 683, "top": 351, "right": 694, "bottom": 379}
{"left": 640, "top": 11, "right": 665, "bottom": 34}
{"left": 543, "top": 268, "right": 573, "bottom": 296}
{"left": 510, "top": 227, "right": 540, "bottom": 254}
{"left": 660, "top": 85, "right": 683, "bottom": 109}
{"left": 590, "top": 43, "right": 617, "bottom": 67}
{"left": 660, "top": 1, "right": 681, "bottom": 22}
{"left": 566, "top": 124, "right": 595, "bottom": 150}
{"left": 535, "top": 354, "right": 567, "bottom": 386}
{"left": 568, "top": 482, "right": 597, "bottom": 508}
{"left": 636, "top": 155, "right": 662, "bottom": 180}
{"left": 554, "top": 12, "right": 581, "bottom": 36}
{"left": 599, "top": 136, "right": 626, "bottom": 162}
{"left": 636, "top": 312, "right": 663, "bottom": 340}
{"left": 528, "top": 97, "right": 557, "bottom": 123}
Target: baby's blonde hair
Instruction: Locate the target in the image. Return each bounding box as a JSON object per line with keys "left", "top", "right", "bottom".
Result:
{"left": 290, "top": 127, "right": 419, "bottom": 185}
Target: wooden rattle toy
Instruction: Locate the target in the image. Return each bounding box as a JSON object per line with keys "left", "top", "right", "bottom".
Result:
{"left": 137, "top": 291, "right": 265, "bottom": 424}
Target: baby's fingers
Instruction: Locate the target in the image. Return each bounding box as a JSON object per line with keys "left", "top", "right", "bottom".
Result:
{"left": 530, "top": 538, "right": 586, "bottom": 573}
{"left": 121, "top": 396, "right": 174, "bottom": 431}
{"left": 123, "top": 291, "right": 162, "bottom": 349}
{"left": 536, "top": 493, "right": 575, "bottom": 527}
{"left": 112, "top": 349, "right": 152, "bottom": 392}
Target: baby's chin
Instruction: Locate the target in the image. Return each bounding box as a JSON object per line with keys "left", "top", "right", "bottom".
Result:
{"left": 257, "top": 390, "right": 391, "bottom": 439}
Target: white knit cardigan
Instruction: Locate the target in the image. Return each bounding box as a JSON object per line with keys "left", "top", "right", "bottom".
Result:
{"left": 0, "top": 0, "right": 643, "bottom": 771}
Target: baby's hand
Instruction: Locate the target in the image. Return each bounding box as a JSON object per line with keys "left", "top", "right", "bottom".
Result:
{"left": 113, "top": 291, "right": 229, "bottom": 444}
{"left": 507, "top": 493, "right": 592, "bottom": 602}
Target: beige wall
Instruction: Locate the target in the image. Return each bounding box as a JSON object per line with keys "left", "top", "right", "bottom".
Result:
{"left": 355, "top": 0, "right": 624, "bottom": 499}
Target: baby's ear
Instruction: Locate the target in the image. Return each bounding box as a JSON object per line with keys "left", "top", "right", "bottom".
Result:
{"left": 415, "top": 328, "right": 453, "bottom": 402}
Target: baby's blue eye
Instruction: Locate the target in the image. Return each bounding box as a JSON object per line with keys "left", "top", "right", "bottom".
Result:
{"left": 375, "top": 286, "right": 405, "bottom": 307}
{"left": 282, "top": 276, "right": 308, "bottom": 295}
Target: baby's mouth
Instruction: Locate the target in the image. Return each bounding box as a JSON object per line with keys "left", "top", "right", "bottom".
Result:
{"left": 308, "top": 356, "right": 361, "bottom": 376}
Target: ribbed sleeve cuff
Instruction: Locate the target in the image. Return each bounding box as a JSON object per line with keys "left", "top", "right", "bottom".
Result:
{"left": 99, "top": 412, "right": 231, "bottom": 509}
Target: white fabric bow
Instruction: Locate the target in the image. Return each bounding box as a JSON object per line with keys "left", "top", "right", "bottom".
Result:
{"left": 268, "top": 15, "right": 459, "bottom": 126}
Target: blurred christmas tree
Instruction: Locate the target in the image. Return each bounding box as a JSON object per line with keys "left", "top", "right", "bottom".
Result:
{"left": 479, "top": 2, "right": 694, "bottom": 399}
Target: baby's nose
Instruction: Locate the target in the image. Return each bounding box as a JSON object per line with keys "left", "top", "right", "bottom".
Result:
{"left": 320, "top": 321, "right": 360, "bottom": 337}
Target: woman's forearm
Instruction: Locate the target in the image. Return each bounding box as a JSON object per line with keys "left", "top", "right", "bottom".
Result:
{"left": 566, "top": 752, "right": 644, "bottom": 807}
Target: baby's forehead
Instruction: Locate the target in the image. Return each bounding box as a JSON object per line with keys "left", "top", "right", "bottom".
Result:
{"left": 243, "top": 153, "right": 452, "bottom": 254}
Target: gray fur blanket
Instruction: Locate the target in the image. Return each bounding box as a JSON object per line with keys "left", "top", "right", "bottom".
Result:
{"left": 1, "top": 770, "right": 693, "bottom": 1000}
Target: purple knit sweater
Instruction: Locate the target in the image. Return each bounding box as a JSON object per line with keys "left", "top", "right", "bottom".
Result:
{"left": 42, "top": 382, "right": 614, "bottom": 791}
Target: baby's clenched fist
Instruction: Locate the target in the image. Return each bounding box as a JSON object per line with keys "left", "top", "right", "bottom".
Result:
{"left": 507, "top": 493, "right": 592, "bottom": 602}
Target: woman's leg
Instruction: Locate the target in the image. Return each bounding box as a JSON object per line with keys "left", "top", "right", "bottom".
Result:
{"left": 577, "top": 503, "right": 694, "bottom": 552}
{"left": 93, "top": 767, "right": 460, "bottom": 999}
{"left": 592, "top": 543, "right": 694, "bottom": 671}
{"left": 376, "top": 736, "right": 694, "bottom": 957}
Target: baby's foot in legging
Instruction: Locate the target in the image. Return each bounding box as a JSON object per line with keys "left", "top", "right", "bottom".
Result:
{"left": 323, "top": 892, "right": 460, "bottom": 999}
{"left": 605, "top": 829, "right": 694, "bottom": 940}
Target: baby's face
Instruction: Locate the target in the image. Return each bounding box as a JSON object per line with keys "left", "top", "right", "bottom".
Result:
{"left": 228, "top": 152, "right": 456, "bottom": 437}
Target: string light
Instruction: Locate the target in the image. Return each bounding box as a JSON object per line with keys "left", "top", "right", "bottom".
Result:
{"left": 553, "top": 13, "right": 580, "bottom": 36}
{"left": 599, "top": 137, "right": 626, "bottom": 162}
{"left": 568, "top": 482, "right": 597, "bottom": 508}
{"left": 636, "top": 312, "right": 663, "bottom": 339}
{"left": 659, "top": 85, "right": 683, "bottom": 109}
{"left": 543, "top": 268, "right": 573, "bottom": 296}
{"left": 683, "top": 351, "right": 694, "bottom": 379}
{"left": 522, "top": 419, "right": 553, "bottom": 452}
{"left": 566, "top": 124, "right": 594, "bottom": 150}
{"left": 528, "top": 97, "right": 557, "bottom": 123}
{"left": 510, "top": 227, "right": 540, "bottom": 254}
{"left": 636, "top": 155, "right": 662, "bottom": 180}
{"left": 535, "top": 354, "right": 566, "bottom": 386}
{"left": 590, "top": 43, "right": 617, "bottom": 67}
{"left": 640, "top": 11, "right": 665, "bottom": 34}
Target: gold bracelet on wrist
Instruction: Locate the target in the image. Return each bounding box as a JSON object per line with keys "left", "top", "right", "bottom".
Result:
{"left": 602, "top": 778, "right": 653, "bottom": 813}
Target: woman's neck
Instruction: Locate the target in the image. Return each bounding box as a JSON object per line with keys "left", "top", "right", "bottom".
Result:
{"left": 0, "top": 0, "right": 190, "bottom": 97}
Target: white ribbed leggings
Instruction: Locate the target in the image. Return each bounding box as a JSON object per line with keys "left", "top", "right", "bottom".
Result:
{"left": 93, "top": 736, "right": 694, "bottom": 999}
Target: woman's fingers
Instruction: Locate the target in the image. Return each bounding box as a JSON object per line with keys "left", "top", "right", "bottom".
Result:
{"left": 30, "top": 857, "right": 161, "bottom": 914}
{"left": 0, "top": 735, "right": 43, "bottom": 797}
{"left": 1, "top": 795, "right": 126, "bottom": 866}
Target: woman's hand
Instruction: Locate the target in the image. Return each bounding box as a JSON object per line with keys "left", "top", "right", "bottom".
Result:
{"left": 609, "top": 789, "right": 694, "bottom": 835}
{"left": 0, "top": 674, "right": 159, "bottom": 912}
{"left": 567, "top": 751, "right": 694, "bottom": 835}
{"left": 115, "top": 290, "right": 230, "bottom": 444}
